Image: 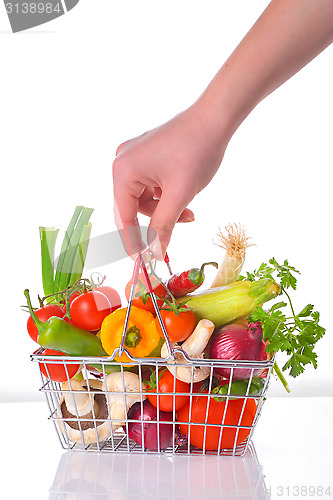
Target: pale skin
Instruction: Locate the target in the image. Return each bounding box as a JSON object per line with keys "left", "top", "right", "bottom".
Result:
{"left": 113, "top": 0, "right": 333, "bottom": 260}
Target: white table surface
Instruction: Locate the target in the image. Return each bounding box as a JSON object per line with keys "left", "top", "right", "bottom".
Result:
{"left": 2, "top": 397, "right": 332, "bottom": 499}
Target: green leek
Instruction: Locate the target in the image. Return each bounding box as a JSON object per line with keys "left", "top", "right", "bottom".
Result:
{"left": 39, "top": 227, "right": 59, "bottom": 297}
{"left": 54, "top": 207, "right": 94, "bottom": 292}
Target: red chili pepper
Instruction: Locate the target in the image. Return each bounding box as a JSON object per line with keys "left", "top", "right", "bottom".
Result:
{"left": 166, "top": 262, "right": 218, "bottom": 297}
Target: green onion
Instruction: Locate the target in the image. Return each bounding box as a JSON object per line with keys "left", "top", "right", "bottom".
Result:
{"left": 211, "top": 224, "right": 253, "bottom": 287}
{"left": 68, "top": 222, "right": 92, "bottom": 286}
{"left": 39, "top": 227, "right": 59, "bottom": 297}
{"left": 54, "top": 206, "right": 83, "bottom": 291}
{"left": 54, "top": 207, "right": 94, "bottom": 292}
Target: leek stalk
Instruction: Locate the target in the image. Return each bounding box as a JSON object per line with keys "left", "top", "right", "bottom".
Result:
{"left": 39, "top": 227, "right": 59, "bottom": 297}
{"left": 54, "top": 207, "right": 94, "bottom": 292}
{"left": 69, "top": 222, "right": 92, "bottom": 286}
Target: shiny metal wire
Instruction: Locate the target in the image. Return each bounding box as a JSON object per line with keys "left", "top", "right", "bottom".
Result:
{"left": 31, "top": 252, "right": 274, "bottom": 456}
{"left": 31, "top": 350, "right": 274, "bottom": 456}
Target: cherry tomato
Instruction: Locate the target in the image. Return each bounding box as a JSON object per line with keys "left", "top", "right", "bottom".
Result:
{"left": 147, "top": 369, "right": 190, "bottom": 412}
{"left": 27, "top": 305, "right": 66, "bottom": 343}
{"left": 39, "top": 349, "right": 80, "bottom": 382}
{"left": 70, "top": 290, "right": 112, "bottom": 331}
{"left": 155, "top": 307, "right": 196, "bottom": 342}
{"left": 96, "top": 286, "right": 121, "bottom": 311}
{"left": 125, "top": 274, "right": 165, "bottom": 314}
{"left": 177, "top": 393, "right": 257, "bottom": 451}
{"left": 61, "top": 291, "right": 82, "bottom": 313}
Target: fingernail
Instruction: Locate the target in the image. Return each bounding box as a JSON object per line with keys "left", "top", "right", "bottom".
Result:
{"left": 149, "top": 238, "right": 164, "bottom": 261}
{"left": 181, "top": 216, "right": 195, "bottom": 223}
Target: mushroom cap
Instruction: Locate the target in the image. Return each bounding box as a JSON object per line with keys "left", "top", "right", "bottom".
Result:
{"left": 161, "top": 342, "right": 211, "bottom": 383}
{"left": 80, "top": 379, "right": 103, "bottom": 391}
{"left": 102, "top": 371, "right": 147, "bottom": 429}
{"left": 61, "top": 379, "right": 99, "bottom": 418}
{"left": 102, "top": 371, "right": 147, "bottom": 405}
{"left": 57, "top": 379, "right": 111, "bottom": 445}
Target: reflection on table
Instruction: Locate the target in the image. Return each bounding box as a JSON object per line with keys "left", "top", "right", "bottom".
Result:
{"left": 49, "top": 441, "right": 269, "bottom": 499}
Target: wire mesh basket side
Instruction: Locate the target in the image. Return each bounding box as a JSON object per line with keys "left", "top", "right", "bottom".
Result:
{"left": 32, "top": 351, "right": 274, "bottom": 456}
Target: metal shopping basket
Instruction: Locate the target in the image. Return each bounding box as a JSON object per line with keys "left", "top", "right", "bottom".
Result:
{"left": 31, "top": 253, "right": 275, "bottom": 457}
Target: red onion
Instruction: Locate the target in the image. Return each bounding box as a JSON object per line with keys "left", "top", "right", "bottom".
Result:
{"left": 127, "top": 399, "right": 173, "bottom": 450}
{"left": 209, "top": 321, "right": 267, "bottom": 380}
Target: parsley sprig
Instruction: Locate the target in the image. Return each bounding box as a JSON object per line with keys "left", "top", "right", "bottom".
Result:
{"left": 240, "top": 258, "right": 326, "bottom": 384}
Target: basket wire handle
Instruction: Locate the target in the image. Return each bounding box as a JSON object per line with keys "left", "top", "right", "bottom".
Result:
{"left": 118, "top": 255, "right": 141, "bottom": 357}
{"left": 140, "top": 257, "right": 175, "bottom": 359}
{"left": 164, "top": 252, "right": 173, "bottom": 276}
{"left": 118, "top": 252, "right": 175, "bottom": 360}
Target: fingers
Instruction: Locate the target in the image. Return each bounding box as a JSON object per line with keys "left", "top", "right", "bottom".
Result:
{"left": 147, "top": 188, "right": 193, "bottom": 260}
{"left": 138, "top": 193, "right": 195, "bottom": 223}
{"left": 113, "top": 162, "right": 147, "bottom": 259}
{"left": 115, "top": 140, "right": 131, "bottom": 156}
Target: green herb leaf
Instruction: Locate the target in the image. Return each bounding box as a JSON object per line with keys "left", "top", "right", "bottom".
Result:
{"left": 246, "top": 258, "right": 325, "bottom": 380}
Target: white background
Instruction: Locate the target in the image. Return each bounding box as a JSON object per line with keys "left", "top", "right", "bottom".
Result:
{"left": 0, "top": 0, "right": 332, "bottom": 403}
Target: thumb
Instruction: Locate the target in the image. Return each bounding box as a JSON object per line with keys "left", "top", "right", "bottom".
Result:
{"left": 148, "top": 190, "right": 189, "bottom": 260}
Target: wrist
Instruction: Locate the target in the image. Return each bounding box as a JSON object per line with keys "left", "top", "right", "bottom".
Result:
{"left": 191, "top": 70, "right": 255, "bottom": 151}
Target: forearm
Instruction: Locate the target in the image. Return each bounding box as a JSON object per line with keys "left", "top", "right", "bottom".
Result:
{"left": 197, "top": 0, "right": 333, "bottom": 137}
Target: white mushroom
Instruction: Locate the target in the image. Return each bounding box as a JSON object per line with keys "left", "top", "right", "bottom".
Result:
{"left": 62, "top": 379, "right": 100, "bottom": 419}
{"left": 57, "top": 378, "right": 111, "bottom": 445}
{"left": 102, "top": 371, "right": 147, "bottom": 430}
{"left": 161, "top": 319, "right": 215, "bottom": 383}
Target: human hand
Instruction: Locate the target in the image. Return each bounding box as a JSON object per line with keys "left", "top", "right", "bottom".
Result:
{"left": 113, "top": 103, "right": 231, "bottom": 260}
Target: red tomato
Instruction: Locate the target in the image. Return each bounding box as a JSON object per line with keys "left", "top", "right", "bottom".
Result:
{"left": 27, "top": 305, "right": 66, "bottom": 343}
{"left": 125, "top": 274, "right": 165, "bottom": 314}
{"left": 177, "top": 394, "right": 257, "bottom": 451}
{"left": 61, "top": 291, "right": 82, "bottom": 313}
{"left": 147, "top": 369, "right": 190, "bottom": 412}
{"left": 39, "top": 349, "right": 80, "bottom": 382}
{"left": 96, "top": 286, "right": 121, "bottom": 311}
{"left": 155, "top": 307, "right": 196, "bottom": 342}
{"left": 70, "top": 290, "right": 112, "bottom": 331}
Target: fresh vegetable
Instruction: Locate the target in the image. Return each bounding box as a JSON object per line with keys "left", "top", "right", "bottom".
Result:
{"left": 27, "top": 304, "right": 66, "bottom": 343}
{"left": 125, "top": 273, "right": 165, "bottom": 314}
{"left": 241, "top": 258, "right": 326, "bottom": 378}
{"left": 54, "top": 206, "right": 94, "bottom": 293}
{"left": 146, "top": 369, "right": 190, "bottom": 411}
{"left": 70, "top": 289, "right": 116, "bottom": 331}
{"left": 211, "top": 377, "right": 265, "bottom": 401}
{"left": 61, "top": 290, "right": 81, "bottom": 312}
{"left": 68, "top": 222, "right": 92, "bottom": 286}
{"left": 147, "top": 337, "right": 164, "bottom": 358}
{"left": 39, "top": 227, "right": 59, "bottom": 297}
{"left": 177, "top": 394, "right": 257, "bottom": 451}
{"left": 61, "top": 378, "right": 100, "bottom": 417}
{"left": 209, "top": 321, "right": 267, "bottom": 380}
{"left": 154, "top": 306, "right": 196, "bottom": 343}
{"left": 25, "top": 289, "right": 108, "bottom": 357}
{"left": 128, "top": 399, "right": 174, "bottom": 450}
{"left": 100, "top": 306, "right": 160, "bottom": 362}
{"left": 59, "top": 378, "right": 111, "bottom": 445}
{"left": 166, "top": 262, "right": 218, "bottom": 297}
{"left": 39, "top": 207, "right": 93, "bottom": 299}
{"left": 102, "top": 372, "right": 147, "bottom": 430}
{"left": 211, "top": 224, "right": 253, "bottom": 287}
{"left": 39, "top": 349, "right": 80, "bottom": 382}
{"left": 178, "top": 278, "right": 280, "bottom": 328}
{"left": 96, "top": 286, "right": 121, "bottom": 311}
{"left": 161, "top": 319, "right": 215, "bottom": 383}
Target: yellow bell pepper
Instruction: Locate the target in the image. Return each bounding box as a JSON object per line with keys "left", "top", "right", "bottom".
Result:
{"left": 100, "top": 306, "right": 160, "bottom": 362}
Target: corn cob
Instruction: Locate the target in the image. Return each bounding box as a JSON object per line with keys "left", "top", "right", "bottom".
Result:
{"left": 178, "top": 278, "right": 280, "bottom": 327}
